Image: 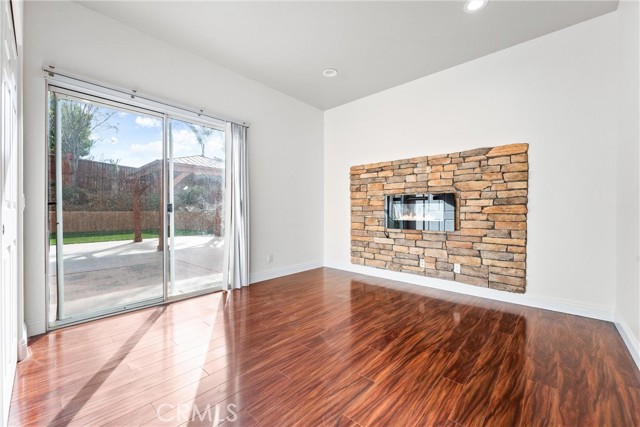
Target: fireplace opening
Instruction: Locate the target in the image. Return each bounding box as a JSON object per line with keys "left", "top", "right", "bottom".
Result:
{"left": 385, "top": 193, "right": 456, "bottom": 232}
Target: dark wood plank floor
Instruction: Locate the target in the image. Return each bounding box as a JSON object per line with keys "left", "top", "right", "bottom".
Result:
{"left": 9, "top": 268, "right": 640, "bottom": 426}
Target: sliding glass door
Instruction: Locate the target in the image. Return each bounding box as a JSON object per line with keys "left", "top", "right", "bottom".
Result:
{"left": 48, "top": 89, "right": 225, "bottom": 327}
{"left": 167, "top": 118, "right": 225, "bottom": 298}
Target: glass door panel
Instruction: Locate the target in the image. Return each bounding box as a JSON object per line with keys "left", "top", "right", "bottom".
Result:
{"left": 48, "top": 91, "right": 165, "bottom": 325}
{"left": 167, "top": 118, "right": 225, "bottom": 298}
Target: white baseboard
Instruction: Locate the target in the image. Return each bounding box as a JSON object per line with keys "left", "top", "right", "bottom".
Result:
{"left": 614, "top": 313, "right": 640, "bottom": 370}
{"left": 25, "top": 318, "right": 46, "bottom": 337}
{"left": 324, "top": 261, "right": 614, "bottom": 321}
{"left": 250, "top": 260, "right": 323, "bottom": 284}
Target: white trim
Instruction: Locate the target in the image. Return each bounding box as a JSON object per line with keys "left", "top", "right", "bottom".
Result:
{"left": 324, "top": 261, "right": 614, "bottom": 321}
{"left": 25, "top": 318, "right": 45, "bottom": 337}
{"left": 250, "top": 260, "right": 323, "bottom": 284}
{"left": 615, "top": 313, "right": 640, "bottom": 370}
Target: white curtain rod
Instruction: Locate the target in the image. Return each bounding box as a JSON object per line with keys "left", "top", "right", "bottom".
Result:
{"left": 42, "top": 66, "right": 250, "bottom": 128}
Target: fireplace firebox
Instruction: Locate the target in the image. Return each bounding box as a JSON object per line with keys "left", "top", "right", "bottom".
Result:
{"left": 385, "top": 193, "right": 456, "bottom": 232}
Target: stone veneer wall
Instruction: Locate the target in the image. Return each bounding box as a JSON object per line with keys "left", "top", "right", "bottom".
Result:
{"left": 350, "top": 143, "right": 529, "bottom": 293}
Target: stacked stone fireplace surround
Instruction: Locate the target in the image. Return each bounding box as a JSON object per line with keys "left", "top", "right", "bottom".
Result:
{"left": 350, "top": 143, "right": 529, "bottom": 293}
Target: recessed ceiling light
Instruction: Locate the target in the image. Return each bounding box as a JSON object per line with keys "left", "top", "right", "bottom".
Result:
{"left": 464, "top": 0, "right": 488, "bottom": 13}
{"left": 322, "top": 68, "right": 338, "bottom": 78}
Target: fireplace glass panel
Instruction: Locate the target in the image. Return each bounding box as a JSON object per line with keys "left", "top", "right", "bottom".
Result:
{"left": 385, "top": 193, "right": 455, "bottom": 231}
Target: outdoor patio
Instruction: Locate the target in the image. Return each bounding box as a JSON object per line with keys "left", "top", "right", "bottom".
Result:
{"left": 48, "top": 235, "right": 224, "bottom": 322}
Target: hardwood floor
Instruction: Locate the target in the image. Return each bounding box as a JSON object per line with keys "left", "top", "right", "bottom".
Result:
{"left": 9, "top": 267, "right": 640, "bottom": 426}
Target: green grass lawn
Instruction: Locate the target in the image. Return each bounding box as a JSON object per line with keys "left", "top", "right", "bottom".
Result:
{"left": 50, "top": 229, "right": 213, "bottom": 245}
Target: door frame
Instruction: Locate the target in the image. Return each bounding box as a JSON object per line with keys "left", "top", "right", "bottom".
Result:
{"left": 44, "top": 82, "right": 226, "bottom": 330}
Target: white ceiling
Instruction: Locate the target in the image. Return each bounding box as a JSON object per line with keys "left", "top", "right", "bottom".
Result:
{"left": 77, "top": 1, "right": 618, "bottom": 110}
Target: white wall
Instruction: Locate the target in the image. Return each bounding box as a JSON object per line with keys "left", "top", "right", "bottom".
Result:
{"left": 325, "top": 13, "right": 618, "bottom": 317}
{"left": 615, "top": 0, "right": 640, "bottom": 365}
{"left": 23, "top": 1, "right": 324, "bottom": 335}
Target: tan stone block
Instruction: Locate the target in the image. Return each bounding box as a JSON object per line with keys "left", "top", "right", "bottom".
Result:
{"left": 489, "top": 273, "right": 525, "bottom": 287}
{"left": 402, "top": 265, "right": 426, "bottom": 273}
{"left": 384, "top": 183, "right": 405, "bottom": 190}
{"left": 403, "top": 233, "right": 423, "bottom": 240}
{"left": 424, "top": 248, "right": 448, "bottom": 259}
{"left": 448, "top": 248, "right": 480, "bottom": 257}
{"left": 482, "top": 237, "right": 526, "bottom": 246}
{"left": 459, "top": 228, "right": 489, "bottom": 237}
{"left": 455, "top": 274, "right": 488, "bottom": 287}
{"left": 426, "top": 269, "right": 455, "bottom": 280}
{"left": 378, "top": 170, "right": 394, "bottom": 177}
{"left": 373, "top": 237, "right": 394, "bottom": 244}
{"left": 455, "top": 181, "right": 492, "bottom": 191}
{"left": 431, "top": 165, "right": 444, "bottom": 172}
{"left": 461, "top": 191, "right": 481, "bottom": 199}
{"left": 495, "top": 221, "right": 526, "bottom": 230}
{"left": 422, "top": 233, "right": 447, "bottom": 241}
{"left": 460, "top": 206, "right": 482, "bottom": 213}
{"left": 460, "top": 147, "right": 491, "bottom": 157}
{"left": 370, "top": 199, "right": 385, "bottom": 206}
{"left": 511, "top": 230, "right": 526, "bottom": 239}
{"left": 351, "top": 222, "right": 364, "bottom": 230}
{"left": 362, "top": 252, "right": 375, "bottom": 260}
{"left": 482, "top": 172, "right": 503, "bottom": 181}
{"left": 503, "top": 172, "right": 528, "bottom": 182}
{"left": 501, "top": 163, "right": 529, "bottom": 172}
{"left": 394, "top": 168, "right": 414, "bottom": 176}
{"left": 448, "top": 255, "right": 481, "bottom": 266}
{"left": 490, "top": 266, "right": 525, "bottom": 277}
{"left": 351, "top": 257, "right": 365, "bottom": 265}
{"left": 496, "top": 190, "right": 528, "bottom": 198}
{"left": 461, "top": 265, "right": 489, "bottom": 278}
{"left": 436, "top": 261, "right": 453, "bottom": 271}
{"left": 483, "top": 205, "right": 527, "bottom": 214}
{"left": 486, "top": 143, "right": 528, "bottom": 157}
{"left": 368, "top": 183, "right": 384, "bottom": 191}
{"left": 375, "top": 254, "right": 393, "bottom": 262}
{"left": 463, "top": 213, "right": 489, "bottom": 221}
{"left": 350, "top": 192, "right": 367, "bottom": 199}
{"left": 405, "top": 175, "right": 417, "bottom": 183}
{"left": 491, "top": 183, "right": 508, "bottom": 191}
{"left": 464, "top": 199, "right": 493, "bottom": 206}
{"left": 441, "top": 171, "right": 454, "bottom": 179}
{"left": 429, "top": 179, "right": 453, "bottom": 187}
{"left": 488, "top": 156, "right": 511, "bottom": 166}
{"left": 443, "top": 164, "right": 458, "bottom": 171}
{"left": 427, "top": 172, "right": 441, "bottom": 180}
{"left": 397, "top": 258, "right": 419, "bottom": 266}
{"left": 448, "top": 235, "right": 482, "bottom": 243}
{"left": 351, "top": 199, "right": 370, "bottom": 206}
{"left": 351, "top": 235, "right": 373, "bottom": 242}
{"left": 365, "top": 217, "right": 379, "bottom": 226}
{"left": 428, "top": 157, "right": 451, "bottom": 165}
{"left": 486, "top": 214, "right": 526, "bottom": 222}
{"left": 393, "top": 245, "right": 410, "bottom": 253}
{"left": 446, "top": 240, "right": 474, "bottom": 249}
{"left": 409, "top": 247, "right": 425, "bottom": 255}
{"left": 508, "top": 246, "right": 526, "bottom": 253}
{"left": 416, "top": 240, "right": 444, "bottom": 249}
{"left": 482, "top": 259, "right": 526, "bottom": 269}
{"left": 481, "top": 251, "right": 514, "bottom": 261}
{"left": 513, "top": 254, "right": 526, "bottom": 262}
{"left": 473, "top": 243, "right": 507, "bottom": 251}
{"left": 511, "top": 154, "right": 528, "bottom": 163}
{"left": 507, "top": 181, "right": 528, "bottom": 189}
{"left": 365, "top": 259, "right": 386, "bottom": 268}
{"left": 361, "top": 172, "right": 378, "bottom": 178}
{"left": 460, "top": 220, "right": 494, "bottom": 229}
